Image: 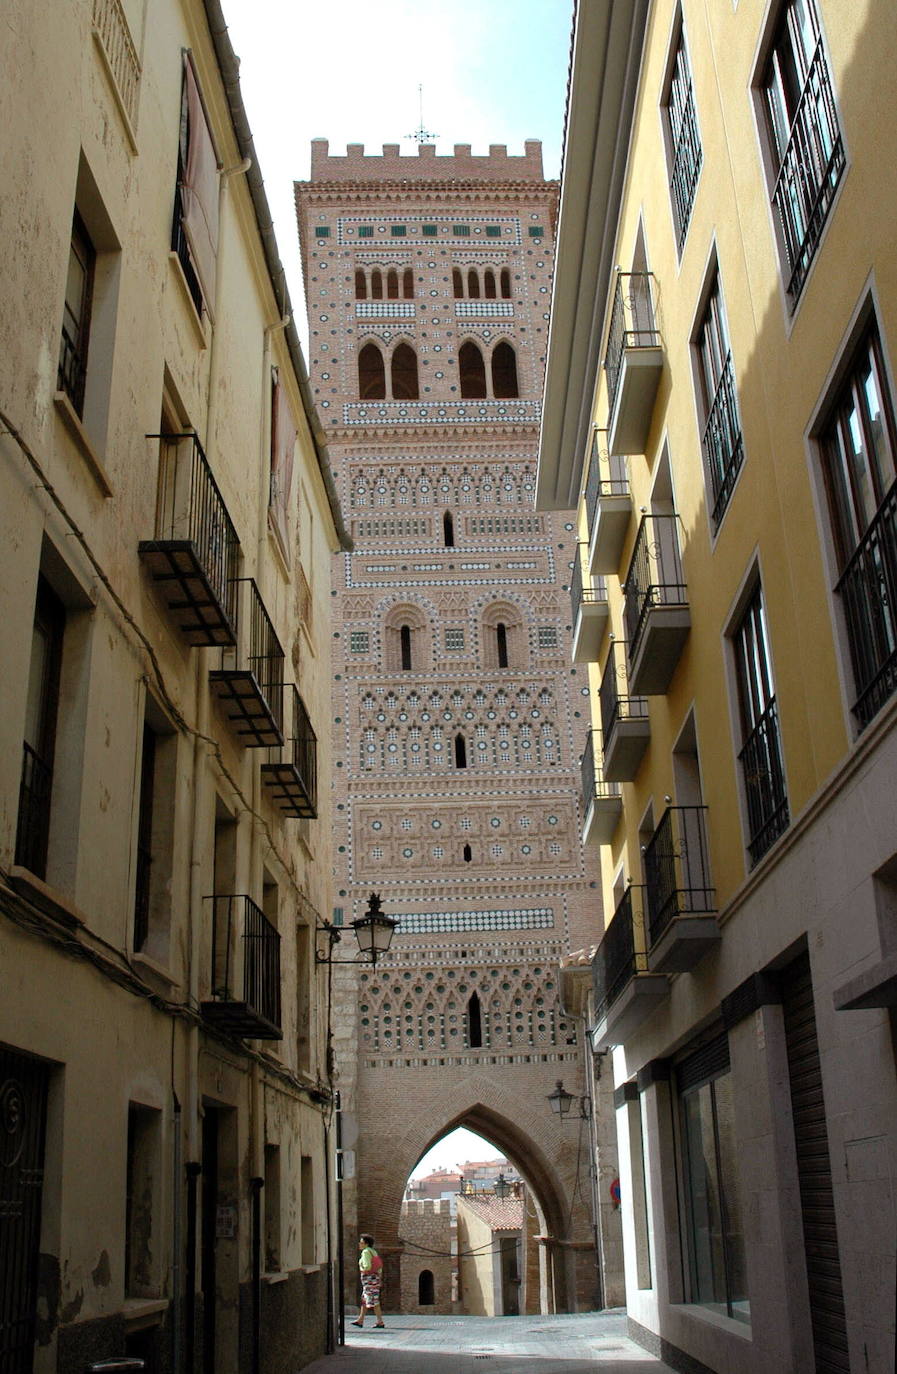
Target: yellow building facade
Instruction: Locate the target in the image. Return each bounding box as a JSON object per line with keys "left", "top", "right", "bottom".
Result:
{"left": 538, "top": 1, "right": 897, "bottom": 1370}
{"left": 0, "top": 1, "right": 347, "bottom": 1371}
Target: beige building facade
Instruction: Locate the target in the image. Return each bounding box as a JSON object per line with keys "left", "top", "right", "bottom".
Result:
{"left": 295, "top": 142, "right": 617, "bottom": 1315}
{"left": 0, "top": 2, "right": 346, "bottom": 1371}
{"left": 539, "top": 1, "right": 897, "bottom": 1371}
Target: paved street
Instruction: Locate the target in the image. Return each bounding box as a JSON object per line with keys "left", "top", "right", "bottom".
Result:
{"left": 301, "top": 1312, "right": 677, "bottom": 1373}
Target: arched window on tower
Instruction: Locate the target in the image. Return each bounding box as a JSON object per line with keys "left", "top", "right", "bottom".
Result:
{"left": 492, "top": 341, "right": 519, "bottom": 399}
{"left": 463, "top": 843, "right": 472, "bottom": 863}
{"left": 452, "top": 268, "right": 464, "bottom": 299}
{"left": 391, "top": 343, "right": 419, "bottom": 400}
{"left": 418, "top": 1271, "right": 435, "bottom": 1305}
{"left": 467, "top": 268, "right": 480, "bottom": 299}
{"left": 484, "top": 269, "right": 496, "bottom": 299}
{"left": 497, "top": 622, "right": 509, "bottom": 668}
{"left": 454, "top": 733, "right": 467, "bottom": 769}
{"left": 371, "top": 269, "right": 383, "bottom": 299}
{"left": 403, "top": 268, "right": 414, "bottom": 299}
{"left": 443, "top": 511, "right": 454, "bottom": 547}
{"left": 355, "top": 269, "right": 367, "bottom": 300}
{"left": 459, "top": 342, "right": 487, "bottom": 399}
{"left": 358, "top": 343, "right": 386, "bottom": 400}
{"left": 400, "top": 624, "right": 412, "bottom": 671}
{"left": 387, "top": 268, "right": 399, "bottom": 300}
{"left": 500, "top": 269, "right": 512, "bottom": 299}
{"left": 467, "top": 992, "right": 482, "bottom": 1047}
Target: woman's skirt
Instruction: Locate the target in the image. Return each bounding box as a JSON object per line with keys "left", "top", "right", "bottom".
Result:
{"left": 360, "top": 1272, "right": 382, "bottom": 1309}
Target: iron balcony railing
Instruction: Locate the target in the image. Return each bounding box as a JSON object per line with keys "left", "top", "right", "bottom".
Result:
{"left": 584, "top": 430, "right": 630, "bottom": 534}
{"left": 772, "top": 39, "right": 844, "bottom": 304}
{"left": 15, "top": 743, "right": 52, "bottom": 878}
{"left": 623, "top": 514, "right": 688, "bottom": 660}
{"left": 604, "top": 272, "right": 660, "bottom": 419}
{"left": 669, "top": 79, "right": 702, "bottom": 249}
{"left": 142, "top": 432, "right": 240, "bottom": 644}
{"left": 580, "top": 729, "right": 621, "bottom": 815}
{"left": 703, "top": 353, "right": 744, "bottom": 529}
{"left": 739, "top": 697, "right": 790, "bottom": 865}
{"left": 592, "top": 886, "right": 647, "bottom": 1025}
{"left": 643, "top": 806, "right": 715, "bottom": 951}
{"left": 92, "top": 0, "right": 142, "bottom": 125}
{"left": 206, "top": 894, "right": 281, "bottom": 1036}
{"left": 57, "top": 323, "right": 87, "bottom": 415}
{"left": 262, "top": 686, "right": 318, "bottom": 818}
{"left": 210, "top": 579, "right": 285, "bottom": 747}
{"left": 599, "top": 640, "right": 649, "bottom": 743}
{"left": 570, "top": 545, "right": 607, "bottom": 623}
{"left": 836, "top": 478, "right": 897, "bottom": 730}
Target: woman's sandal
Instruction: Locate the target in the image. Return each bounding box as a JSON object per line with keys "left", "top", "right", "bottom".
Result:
{"left": 351, "top": 1319, "right": 364, "bottom": 1327}
{"left": 375, "top": 1323, "right": 385, "bottom": 1328}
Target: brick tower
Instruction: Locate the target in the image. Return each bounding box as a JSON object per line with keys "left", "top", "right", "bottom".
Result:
{"left": 295, "top": 141, "right": 606, "bottom": 1313}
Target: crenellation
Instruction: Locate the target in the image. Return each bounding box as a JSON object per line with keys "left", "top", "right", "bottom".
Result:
{"left": 309, "top": 137, "right": 545, "bottom": 183}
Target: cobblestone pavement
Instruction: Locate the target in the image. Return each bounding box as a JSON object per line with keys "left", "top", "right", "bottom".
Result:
{"left": 301, "top": 1311, "right": 678, "bottom": 1373}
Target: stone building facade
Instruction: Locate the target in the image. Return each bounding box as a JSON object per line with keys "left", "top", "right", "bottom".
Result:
{"left": 397, "top": 1200, "right": 454, "bottom": 1316}
{"left": 295, "top": 140, "right": 614, "bottom": 1315}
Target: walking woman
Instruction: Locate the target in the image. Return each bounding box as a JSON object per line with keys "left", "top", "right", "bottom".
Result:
{"left": 352, "top": 1234, "right": 385, "bottom": 1328}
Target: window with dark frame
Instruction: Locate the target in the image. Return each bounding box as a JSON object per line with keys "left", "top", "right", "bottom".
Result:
{"left": 134, "top": 722, "right": 156, "bottom": 953}
{"left": 171, "top": 58, "right": 218, "bottom": 317}
{"left": 760, "top": 0, "right": 844, "bottom": 305}
{"left": 696, "top": 272, "right": 743, "bottom": 528}
{"left": 677, "top": 1034, "right": 750, "bottom": 1324}
{"left": 733, "top": 583, "right": 789, "bottom": 864}
{"left": 58, "top": 211, "right": 95, "bottom": 415}
{"left": 16, "top": 576, "right": 65, "bottom": 879}
{"left": 663, "top": 19, "right": 702, "bottom": 250}
{"left": 820, "top": 321, "right": 897, "bottom": 728}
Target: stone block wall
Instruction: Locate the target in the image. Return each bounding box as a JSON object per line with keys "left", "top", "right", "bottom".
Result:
{"left": 398, "top": 1199, "right": 455, "bottom": 1314}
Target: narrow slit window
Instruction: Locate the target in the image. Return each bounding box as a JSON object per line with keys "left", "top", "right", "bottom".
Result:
{"left": 452, "top": 268, "right": 464, "bottom": 299}
{"left": 500, "top": 269, "right": 512, "bottom": 299}
{"left": 391, "top": 342, "right": 419, "bottom": 400}
{"left": 492, "top": 342, "right": 519, "bottom": 399}
{"left": 358, "top": 343, "right": 386, "bottom": 399}
{"left": 371, "top": 269, "right": 383, "bottom": 300}
{"left": 454, "top": 733, "right": 467, "bottom": 768}
{"left": 403, "top": 269, "right": 414, "bottom": 299}
{"left": 467, "top": 269, "right": 480, "bottom": 299}
{"left": 400, "top": 625, "right": 412, "bottom": 671}
{"left": 467, "top": 992, "right": 482, "bottom": 1047}
{"left": 484, "top": 269, "right": 496, "bottom": 299}
{"left": 443, "top": 511, "right": 454, "bottom": 547}
{"left": 387, "top": 269, "right": 399, "bottom": 299}
{"left": 355, "top": 269, "right": 367, "bottom": 300}
{"left": 497, "top": 622, "right": 509, "bottom": 668}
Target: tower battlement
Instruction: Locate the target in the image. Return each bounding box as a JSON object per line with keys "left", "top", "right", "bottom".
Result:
{"left": 310, "top": 138, "right": 544, "bottom": 183}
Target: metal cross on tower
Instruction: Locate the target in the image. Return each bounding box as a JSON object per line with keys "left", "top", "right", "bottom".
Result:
{"left": 406, "top": 84, "right": 438, "bottom": 145}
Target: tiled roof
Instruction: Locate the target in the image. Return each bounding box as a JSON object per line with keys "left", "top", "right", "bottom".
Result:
{"left": 460, "top": 1195, "right": 524, "bottom": 1230}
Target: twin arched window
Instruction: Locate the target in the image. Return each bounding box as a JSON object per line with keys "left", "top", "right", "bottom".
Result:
{"left": 459, "top": 340, "right": 519, "bottom": 399}
{"left": 356, "top": 268, "right": 414, "bottom": 300}
{"left": 358, "top": 341, "right": 419, "bottom": 400}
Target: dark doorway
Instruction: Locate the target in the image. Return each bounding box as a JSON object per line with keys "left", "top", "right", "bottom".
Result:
{"left": 201, "top": 1110, "right": 219, "bottom": 1374}
{"left": 418, "top": 1269, "right": 435, "bottom": 1305}
{"left": 0, "top": 1046, "right": 49, "bottom": 1373}
{"left": 500, "top": 1236, "right": 520, "bottom": 1315}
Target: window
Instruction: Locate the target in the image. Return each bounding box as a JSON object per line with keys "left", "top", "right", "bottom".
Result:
{"left": 695, "top": 272, "right": 743, "bottom": 528}
{"left": 403, "top": 269, "right": 414, "bottom": 299}
{"left": 663, "top": 21, "right": 702, "bottom": 250}
{"left": 269, "top": 372, "right": 296, "bottom": 557}
{"left": 467, "top": 992, "right": 482, "bottom": 1047}
{"left": 422, "top": 224, "right": 437, "bottom": 237}
{"left": 452, "top": 268, "right": 464, "bottom": 299}
{"left": 355, "top": 269, "right": 367, "bottom": 300}
{"left": 483, "top": 269, "right": 496, "bottom": 300}
{"left": 528, "top": 226, "right": 543, "bottom": 238}
{"left": 443, "top": 511, "right": 454, "bottom": 547}
{"left": 400, "top": 625, "right": 412, "bottom": 671}
{"left": 371, "top": 269, "right": 383, "bottom": 300}
{"left": 733, "top": 583, "right": 789, "bottom": 863}
{"left": 459, "top": 342, "right": 487, "bottom": 399}
{"left": 358, "top": 342, "right": 386, "bottom": 399}
{"left": 125, "top": 1104, "right": 161, "bottom": 1298}
{"left": 300, "top": 1156, "right": 315, "bottom": 1264}
{"left": 454, "top": 734, "right": 467, "bottom": 768}
{"left": 133, "top": 704, "right": 177, "bottom": 966}
{"left": 445, "top": 628, "right": 464, "bottom": 651}
{"left": 391, "top": 343, "right": 419, "bottom": 400}
{"left": 58, "top": 212, "right": 95, "bottom": 415}
{"left": 496, "top": 623, "right": 509, "bottom": 669}
{"left": 314, "top": 226, "right": 330, "bottom": 238}
{"left": 17, "top": 577, "right": 65, "bottom": 878}
{"left": 350, "top": 631, "right": 370, "bottom": 654}
{"left": 264, "top": 1144, "right": 281, "bottom": 1271}
{"left": 486, "top": 225, "right": 501, "bottom": 238}
{"left": 492, "top": 342, "right": 519, "bottom": 399}
{"left": 454, "top": 224, "right": 470, "bottom": 237}
{"left": 358, "top": 224, "right": 373, "bottom": 238}
{"left": 820, "top": 321, "right": 897, "bottom": 728}
{"left": 467, "top": 269, "right": 480, "bottom": 299}
{"left": 387, "top": 268, "right": 399, "bottom": 299}
{"left": 391, "top": 224, "right": 406, "bottom": 237}
{"left": 500, "top": 269, "right": 512, "bottom": 299}
{"left": 759, "top": 0, "right": 844, "bottom": 304}
{"left": 538, "top": 626, "right": 558, "bottom": 648}
{"left": 172, "top": 56, "right": 218, "bottom": 316}
{"left": 677, "top": 1035, "right": 749, "bottom": 1323}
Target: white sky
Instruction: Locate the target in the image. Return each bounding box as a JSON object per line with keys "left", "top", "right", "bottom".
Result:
{"left": 219, "top": 0, "right": 573, "bottom": 346}
{"left": 409, "top": 1127, "right": 505, "bottom": 1179}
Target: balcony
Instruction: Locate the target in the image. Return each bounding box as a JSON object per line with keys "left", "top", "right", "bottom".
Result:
{"left": 261, "top": 686, "right": 318, "bottom": 818}
{"left": 772, "top": 39, "right": 844, "bottom": 306}
{"left": 599, "top": 641, "right": 650, "bottom": 783}
{"left": 209, "top": 579, "right": 285, "bottom": 748}
{"left": 570, "top": 545, "right": 608, "bottom": 663}
{"left": 603, "top": 273, "right": 663, "bottom": 456}
{"left": 202, "top": 895, "right": 281, "bottom": 1039}
{"left": 837, "top": 478, "right": 897, "bottom": 731}
{"left": 623, "top": 515, "right": 690, "bottom": 695}
{"left": 580, "top": 730, "right": 622, "bottom": 845}
{"left": 644, "top": 806, "right": 719, "bottom": 974}
{"left": 139, "top": 433, "right": 240, "bottom": 647}
{"left": 591, "top": 887, "right": 668, "bottom": 1050}
{"left": 739, "top": 697, "right": 790, "bottom": 865}
{"left": 584, "top": 430, "right": 631, "bottom": 575}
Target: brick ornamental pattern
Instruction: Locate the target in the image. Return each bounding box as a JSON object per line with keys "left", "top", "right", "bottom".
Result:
{"left": 296, "top": 141, "right": 603, "bottom": 1315}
